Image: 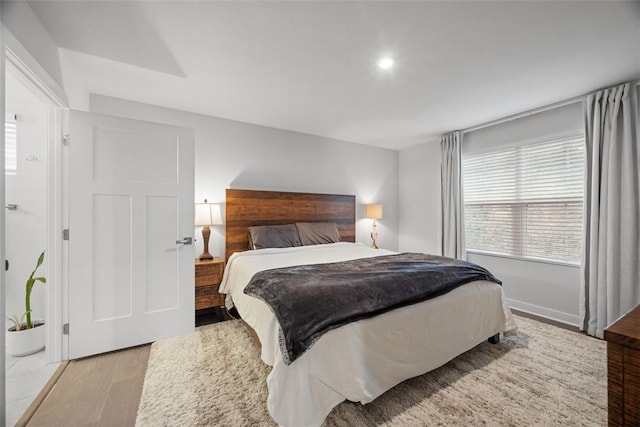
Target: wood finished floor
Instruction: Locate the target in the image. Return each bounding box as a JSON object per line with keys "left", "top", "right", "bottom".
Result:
{"left": 23, "top": 310, "right": 580, "bottom": 426}
{"left": 25, "top": 312, "right": 223, "bottom": 426}
{"left": 26, "top": 345, "right": 151, "bottom": 427}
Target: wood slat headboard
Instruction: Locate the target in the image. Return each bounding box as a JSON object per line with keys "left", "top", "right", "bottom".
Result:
{"left": 225, "top": 189, "right": 356, "bottom": 261}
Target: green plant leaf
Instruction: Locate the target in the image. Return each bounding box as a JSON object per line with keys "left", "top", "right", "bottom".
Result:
{"left": 24, "top": 251, "right": 46, "bottom": 330}
{"left": 36, "top": 251, "right": 45, "bottom": 269}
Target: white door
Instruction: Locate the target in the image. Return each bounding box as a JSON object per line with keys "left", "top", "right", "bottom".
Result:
{"left": 67, "top": 110, "right": 195, "bottom": 359}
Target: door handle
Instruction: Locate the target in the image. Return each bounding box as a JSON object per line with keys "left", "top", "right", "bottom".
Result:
{"left": 175, "top": 237, "right": 193, "bottom": 245}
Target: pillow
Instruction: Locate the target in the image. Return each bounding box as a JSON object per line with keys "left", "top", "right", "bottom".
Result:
{"left": 295, "top": 222, "right": 341, "bottom": 246}
{"left": 247, "top": 224, "right": 302, "bottom": 250}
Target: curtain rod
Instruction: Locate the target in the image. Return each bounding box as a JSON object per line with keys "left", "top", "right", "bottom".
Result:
{"left": 462, "top": 96, "right": 582, "bottom": 135}
{"left": 462, "top": 78, "right": 640, "bottom": 135}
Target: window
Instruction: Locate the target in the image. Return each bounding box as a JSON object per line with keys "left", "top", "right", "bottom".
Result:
{"left": 5, "top": 113, "right": 17, "bottom": 175}
{"left": 463, "top": 136, "right": 585, "bottom": 264}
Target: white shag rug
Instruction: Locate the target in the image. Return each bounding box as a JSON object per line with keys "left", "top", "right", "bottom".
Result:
{"left": 136, "top": 316, "right": 607, "bottom": 426}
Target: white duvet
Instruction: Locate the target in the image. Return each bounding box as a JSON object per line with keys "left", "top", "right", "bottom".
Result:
{"left": 220, "top": 242, "right": 517, "bottom": 427}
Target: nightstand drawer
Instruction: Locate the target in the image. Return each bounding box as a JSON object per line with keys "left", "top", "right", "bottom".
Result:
{"left": 195, "top": 284, "right": 225, "bottom": 309}
{"left": 194, "top": 257, "right": 225, "bottom": 311}
{"left": 195, "top": 263, "right": 223, "bottom": 286}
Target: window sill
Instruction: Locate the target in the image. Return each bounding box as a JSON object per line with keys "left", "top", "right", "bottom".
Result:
{"left": 466, "top": 250, "right": 581, "bottom": 268}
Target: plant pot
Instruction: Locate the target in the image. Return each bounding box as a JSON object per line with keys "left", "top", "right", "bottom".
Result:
{"left": 6, "top": 321, "right": 46, "bottom": 356}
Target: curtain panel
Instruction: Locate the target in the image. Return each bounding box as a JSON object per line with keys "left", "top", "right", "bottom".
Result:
{"left": 581, "top": 82, "right": 640, "bottom": 338}
{"left": 440, "top": 131, "right": 465, "bottom": 259}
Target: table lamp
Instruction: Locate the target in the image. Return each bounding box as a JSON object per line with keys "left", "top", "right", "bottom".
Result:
{"left": 195, "top": 200, "right": 223, "bottom": 260}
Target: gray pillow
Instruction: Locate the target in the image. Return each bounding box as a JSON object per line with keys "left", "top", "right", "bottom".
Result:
{"left": 247, "top": 224, "right": 302, "bottom": 250}
{"left": 295, "top": 222, "right": 341, "bottom": 246}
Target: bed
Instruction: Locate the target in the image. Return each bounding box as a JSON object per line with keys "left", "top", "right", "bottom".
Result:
{"left": 219, "top": 189, "right": 517, "bottom": 427}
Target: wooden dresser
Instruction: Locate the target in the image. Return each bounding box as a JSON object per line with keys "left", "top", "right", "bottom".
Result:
{"left": 604, "top": 304, "right": 640, "bottom": 426}
{"left": 194, "top": 257, "right": 225, "bottom": 310}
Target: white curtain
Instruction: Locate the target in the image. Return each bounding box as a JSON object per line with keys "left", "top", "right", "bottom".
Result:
{"left": 440, "top": 131, "right": 466, "bottom": 259}
{"left": 581, "top": 82, "right": 640, "bottom": 338}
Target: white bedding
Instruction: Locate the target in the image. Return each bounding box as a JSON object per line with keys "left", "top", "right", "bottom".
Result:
{"left": 220, "top": 242, "right": 517, "bottom": 427}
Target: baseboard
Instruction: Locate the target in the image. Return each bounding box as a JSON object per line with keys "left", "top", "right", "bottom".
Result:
{"left": 506, "top": 298, "right": 580, "bottom": 328}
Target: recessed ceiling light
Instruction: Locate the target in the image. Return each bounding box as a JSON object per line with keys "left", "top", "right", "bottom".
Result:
{"left": 377, "top": 57, "right": 394, "bottom": 70}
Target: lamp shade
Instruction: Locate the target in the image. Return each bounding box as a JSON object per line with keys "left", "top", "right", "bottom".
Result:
{"left": 195, "top": 201, "right": 223, "bottom": 226}
{"left": 365, "top": 204, "right": 383, "bottom": 220}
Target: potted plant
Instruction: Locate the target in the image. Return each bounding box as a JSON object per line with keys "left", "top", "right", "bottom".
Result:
{"left": 6, "top": 251, "right": 46, "bottom": 356}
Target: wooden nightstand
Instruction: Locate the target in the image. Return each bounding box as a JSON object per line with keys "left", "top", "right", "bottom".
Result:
{"left": 604, "top": 304, "right": 640, "bottom": 426}
{"left": 195, "top": 257, "right": 225, "bottom": 311}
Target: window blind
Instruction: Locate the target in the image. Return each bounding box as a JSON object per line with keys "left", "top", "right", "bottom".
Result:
{"left": 463, "top": 136, "right": 584, "bottom": 264}
{"left": 5, "top": 113, "right": 17, "bottom": 175}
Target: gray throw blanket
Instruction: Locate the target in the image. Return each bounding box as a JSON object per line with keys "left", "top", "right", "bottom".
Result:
{"left": 244, "top": 253, "right": 501, "bottom": 365}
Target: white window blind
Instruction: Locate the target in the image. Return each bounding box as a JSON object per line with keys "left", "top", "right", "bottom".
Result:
{"left": 463, "top": 136, "right": 585, "bottom": 264}
{"left": 5, "top": 113, "right": 17, "bottom": 175}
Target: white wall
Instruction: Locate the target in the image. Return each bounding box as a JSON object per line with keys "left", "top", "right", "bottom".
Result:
{"left": 5, "top": 71, "right": 48, "bottom": 326}
{"left": 90, "top": 95, "right": 399, "bottom": 258}
{"left": 468, "top": 253, "right": 581, "bottom": 325}
{"left": 398, "top": 140, "right": 440, "bottom": 254}
{"left": 0, "top": 1, "right": 64, "bottom": 90}
{"left": 58, "top": 49, "right": 89, "bottom": 111}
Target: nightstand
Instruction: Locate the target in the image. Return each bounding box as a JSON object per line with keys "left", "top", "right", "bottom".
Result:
{"left": 604, "top": 304, "right": 640, "bottom": 425}
{"left": 195, "top": 257, "right": 225, "bottom": 315}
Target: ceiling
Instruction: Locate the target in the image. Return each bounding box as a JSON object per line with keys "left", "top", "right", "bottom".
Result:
{"left": 28, "top": 1, "right": 640, "bottom": 150}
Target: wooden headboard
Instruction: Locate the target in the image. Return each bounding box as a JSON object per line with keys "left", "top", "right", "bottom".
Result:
{"left": 225, "top": 189, "right": 356, "bottom": 261}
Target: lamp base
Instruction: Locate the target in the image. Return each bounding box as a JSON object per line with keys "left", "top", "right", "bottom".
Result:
{"left": 199, "top": 251, "right": 213, "bottom": 261}
{"left": 199, "top": 226, "right": 214, "bottom": 261}
{"left": 370, "top": 220, "right": 379, "bottom": 249}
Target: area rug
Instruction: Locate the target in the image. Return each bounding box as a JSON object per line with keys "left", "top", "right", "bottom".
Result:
{"left": 136, "top": 316, "right": 607, "bottom": 426}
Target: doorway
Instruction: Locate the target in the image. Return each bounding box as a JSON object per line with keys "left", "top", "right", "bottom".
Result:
{"left": 4, "top": 64, "right": 61, "bottom": 426}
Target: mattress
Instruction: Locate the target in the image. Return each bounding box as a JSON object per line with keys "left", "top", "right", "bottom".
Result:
{"left": 220, "top": 242, "right": 517, "bottom": 427}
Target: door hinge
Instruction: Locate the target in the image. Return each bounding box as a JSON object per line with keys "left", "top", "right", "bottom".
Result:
{"left": 63, "top": 323, "right": 69, "bottom": 335}
{"left": 63, "top": 229, "right": 69, "bottom": 240}
{"left": 62, "top": 134, "right": 70, "bottom": 146}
